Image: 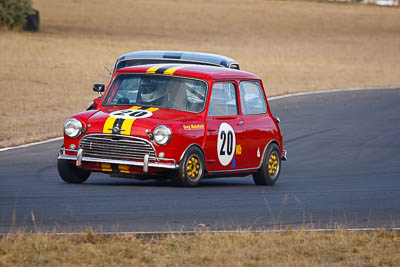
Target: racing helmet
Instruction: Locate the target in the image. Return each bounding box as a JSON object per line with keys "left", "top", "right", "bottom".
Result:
{"left": 139, "top": 77, "right": 167, "bottom": 103}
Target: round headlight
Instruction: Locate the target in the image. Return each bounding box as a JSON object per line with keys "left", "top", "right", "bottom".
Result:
{"left": 153, "top": 125, "right": 171, "bottom": 146}
{"left": 64, "top": 118, "right": 82, "bottom": 138}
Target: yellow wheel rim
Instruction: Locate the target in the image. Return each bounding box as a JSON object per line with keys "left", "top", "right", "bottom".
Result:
{"left": 268, "top": 153, "right": 279, "bottom": 177}
{"left": 186, "top": 156, "right": 201, "bottom": 180}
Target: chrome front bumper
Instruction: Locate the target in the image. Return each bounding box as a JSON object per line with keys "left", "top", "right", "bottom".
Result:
{"left": 58, "top": 148, "right": 179, "bottom": 173}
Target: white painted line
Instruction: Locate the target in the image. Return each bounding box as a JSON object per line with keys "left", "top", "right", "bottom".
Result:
{"left": 0, "top": 86, "right": 399, "bottom": 152}
{"left": 0, "top": 137, "right": 63, "bottom": 152}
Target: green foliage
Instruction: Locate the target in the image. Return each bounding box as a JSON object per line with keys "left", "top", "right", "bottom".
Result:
{"left": 0, "top": 0, "right": 34, "bottom": 30}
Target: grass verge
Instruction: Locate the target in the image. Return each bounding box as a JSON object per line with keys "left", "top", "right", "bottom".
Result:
{"left": 1, "top": 230, "right": 399, "bottom": 266}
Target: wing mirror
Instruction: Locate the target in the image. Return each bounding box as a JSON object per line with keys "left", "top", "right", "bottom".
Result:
{"left": 93, "top": 84, "right": 105, "bottom": 97}
{"left": 93, "top": 84, "right": 105, "bottom": 93}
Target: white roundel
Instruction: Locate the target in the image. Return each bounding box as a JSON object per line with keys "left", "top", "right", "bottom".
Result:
{"left": 217, "top": 122, "right": 236, "bottom": 166}
{"left": 109, "top": 109, "right": 153, "bottom": 119}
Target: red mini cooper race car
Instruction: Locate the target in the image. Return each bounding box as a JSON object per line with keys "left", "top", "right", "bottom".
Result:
{"left": 58, "top": 52, "right": 287, "bottom": 187}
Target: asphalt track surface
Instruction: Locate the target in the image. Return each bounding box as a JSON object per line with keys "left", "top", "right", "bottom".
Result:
{"left": 1, "top": 88, "right": 399, "bottom": 233}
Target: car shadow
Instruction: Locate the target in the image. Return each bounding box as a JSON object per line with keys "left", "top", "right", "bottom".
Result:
{"left": 82, "top": 176, "right": 256, "bottom": 188}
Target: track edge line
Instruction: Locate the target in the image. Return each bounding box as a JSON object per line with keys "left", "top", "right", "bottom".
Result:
{"left": 0, "top": 137, "right": 63, "bottom": 152}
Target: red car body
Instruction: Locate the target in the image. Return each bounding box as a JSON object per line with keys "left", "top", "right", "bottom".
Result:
{"left": 58, "top": 63, "right": 286, "bottom": 186}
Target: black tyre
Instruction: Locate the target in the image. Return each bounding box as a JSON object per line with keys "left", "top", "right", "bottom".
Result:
{"left": 253, "top": 143, "right": 281, "bottom": 186}
{"left": 57, "top": 158, "right": 90, "bottom": 184}
{"left": 173, "top": 146, "right": 205, "bottom": 187}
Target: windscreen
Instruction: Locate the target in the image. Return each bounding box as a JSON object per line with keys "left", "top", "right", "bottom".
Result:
{"left": 103, "top": 74, "right": 207, "bottom": 113}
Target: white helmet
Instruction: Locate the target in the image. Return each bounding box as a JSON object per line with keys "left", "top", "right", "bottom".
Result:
{"left": 140, "top": 79, "right": 167, "bottom": 103}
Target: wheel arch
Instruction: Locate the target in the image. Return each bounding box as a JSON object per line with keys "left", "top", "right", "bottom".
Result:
{"left": 258, "top": 139, "right": 281, "bottom": 169}
{"left": 179, "top": 144, "right": 206, "bottom": 169}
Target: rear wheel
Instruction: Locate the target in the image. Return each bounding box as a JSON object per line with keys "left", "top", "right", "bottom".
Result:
{"left": 253, "top": 143, "right": 281, "bottom": 186}
{"left": 173, "top": 147, "right": 204, "bottom": 187}
{"left": 57, "top": 158, "right": 90, "bottom": 184}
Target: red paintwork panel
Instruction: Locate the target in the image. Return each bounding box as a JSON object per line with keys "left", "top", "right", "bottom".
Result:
{"left": 62, "top": 64, "right": 284, "bottom": 176}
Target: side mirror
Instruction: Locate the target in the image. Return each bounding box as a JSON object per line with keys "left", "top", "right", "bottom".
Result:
{"left": 93, "top": 84, "right": 105, "bottom": 93}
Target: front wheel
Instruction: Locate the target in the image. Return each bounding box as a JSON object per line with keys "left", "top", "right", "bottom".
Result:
{"left": 173, "top": 146, "right": 205, "bottom": 187}
{"left": 253, "top": 143, "right": 281, "bottom": 186}
{"left": 57, "top": 158, "right": 90, "bottom": 184}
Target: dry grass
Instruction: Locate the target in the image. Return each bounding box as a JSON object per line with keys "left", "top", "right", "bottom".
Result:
{"left": 0, "top": 0, "right": 399, "bottom": 147}
{"left": 0, "top": 230, "right": 399, "bottom": 266}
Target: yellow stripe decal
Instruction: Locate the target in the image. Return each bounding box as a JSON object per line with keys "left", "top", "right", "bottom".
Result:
{"left": 120, "top": 107, "right": 159, "bottom": 135}
{"left": 118, "top": 164, "right": 130, "bottom": 174}
{"left": 129, "top": 106, "right": 141, "bottom": 110}
{"left": 104, "top": 107, "right": 159, "bottom": 136}
{"left": 146, "top": 107, "right": 159, "bottom": 112}
{"left": 103, "top": 117, "right": 117, "bottom": 133}
{"left": 119, "top": 106, "right": 141, "bottom": 135}
{"left": 163, "top": 66, "right": 185, "bottom": 75}
{"left": 146, "top": 65, "right": 164, "bottom": 73}
{"left": 101, "top": 163, "right": 112, "bottom": 172}
{"left": 120, "top": 119, "right": 135, "bottom": 135}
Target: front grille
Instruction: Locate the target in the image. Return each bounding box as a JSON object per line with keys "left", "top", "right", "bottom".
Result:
{"left": 79, "top": 134, "right": 156, "bottom": 161}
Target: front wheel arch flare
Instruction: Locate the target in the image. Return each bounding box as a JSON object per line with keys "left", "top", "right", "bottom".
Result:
{"left": 179, "top": 144, "right": 207, "bottom": 172}
{"left": 173, "top": 146, "right": 205, "bottom": 187}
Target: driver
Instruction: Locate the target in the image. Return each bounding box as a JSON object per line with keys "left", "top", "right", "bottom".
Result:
{"left": 138, "top": 77, "right": 168, "bottom": 106}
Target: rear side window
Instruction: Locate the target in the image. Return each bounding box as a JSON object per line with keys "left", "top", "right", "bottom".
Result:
{"left": 208, "top": 83, "right": 238, "bottom": 116}
{"left": 239, "top": 81, "right": 267, "bottom": 115}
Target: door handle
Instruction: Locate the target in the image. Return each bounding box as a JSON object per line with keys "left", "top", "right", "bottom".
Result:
{"left": 238, "top": 121, "right": 244, "bottom": 125}
{"left": 208, "top": 129, "right": 216, "bottom": 133}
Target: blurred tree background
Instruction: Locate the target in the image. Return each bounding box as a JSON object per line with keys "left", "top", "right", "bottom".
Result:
{"left": 0, "top": 0, "right": 34, "bottom": 30}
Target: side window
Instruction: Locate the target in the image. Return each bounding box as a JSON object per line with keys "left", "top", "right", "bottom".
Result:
{"left": 239, "top": 81, "right": 267, "bottom": 115}
{"left": 208, "top": 83, "right": 238, "bottom": 116}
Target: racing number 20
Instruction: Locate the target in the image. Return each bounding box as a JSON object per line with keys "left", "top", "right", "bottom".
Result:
{"left": 217, "top": 122, "right": 236, "bottom": 166}
{"left": 114, "top": 110, "right": 147, "bottom": 117}
{"left": 110, "top": 109, "right": 153, "bottom": 119}
{"left": 219, "top": 130, "right": 234, "bottom": 156}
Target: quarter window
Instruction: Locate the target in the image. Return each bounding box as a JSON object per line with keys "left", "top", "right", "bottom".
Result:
{"left": 208, "top": 83, "right": 238, "bottom": 116}
{"left": 239, "top": 81, "right": 267, "bottom": 115}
